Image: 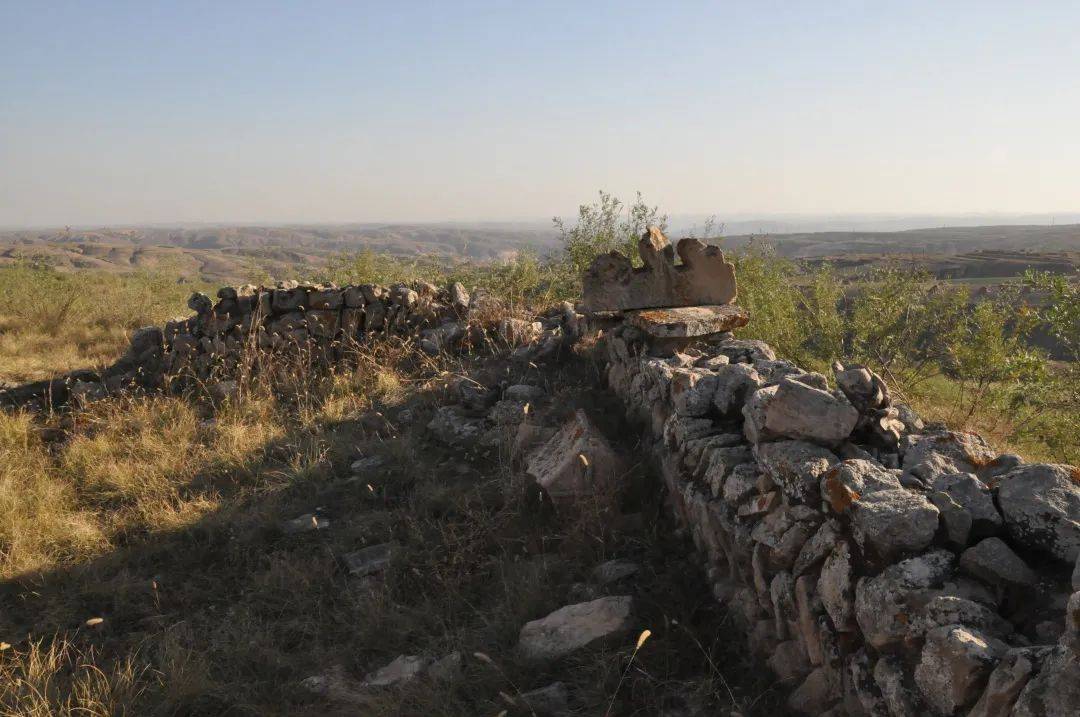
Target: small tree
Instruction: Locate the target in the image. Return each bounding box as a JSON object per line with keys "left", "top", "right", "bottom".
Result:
{"left": 553, "top": 191, "right": 667, "bottom": 275}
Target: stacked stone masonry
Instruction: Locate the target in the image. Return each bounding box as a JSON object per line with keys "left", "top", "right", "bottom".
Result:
{"left": 0, "top": 279, "right": 574, "bottom": 409}
{"left": 599, "top": 321, "right": 1080, "bottom": 716}
{"left": 1, "top": 258, "right": 1078, "bottom": 715}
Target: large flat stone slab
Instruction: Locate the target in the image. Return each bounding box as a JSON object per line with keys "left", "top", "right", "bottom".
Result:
{"left": 582, "top": 227, "right": 737, "bottom": 312}
{"left": 626, "top": 304, "right": 749, "bottom": 338}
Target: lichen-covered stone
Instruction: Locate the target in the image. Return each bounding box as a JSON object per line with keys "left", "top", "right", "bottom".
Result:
{"left": 851, "top": 489, "right": 940, "bottom": 561}
{"left": 996, "top": 463, "right": 1080, "bottom": 563}
{"left": 763, "top": 377, "right": 859, "bottom": 446}
{"left": 755, "top": 440, "right": 840, "bottom": 503}
{"left": 914, "top": 625, "right": 1004, "bottom": 715}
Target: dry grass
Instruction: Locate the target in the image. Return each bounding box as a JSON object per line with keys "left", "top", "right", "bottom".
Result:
{"left": 0, "top": 327, "right": 783, "bottom": 715}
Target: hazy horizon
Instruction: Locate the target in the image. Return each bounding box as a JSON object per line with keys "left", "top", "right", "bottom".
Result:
{"left": 4, "top": 1, "right": 1080, "bottom": 227}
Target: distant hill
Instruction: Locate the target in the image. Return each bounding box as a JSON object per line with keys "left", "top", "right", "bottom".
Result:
{"left": 2, "top": 222, "right": 1078, "bottom": 284}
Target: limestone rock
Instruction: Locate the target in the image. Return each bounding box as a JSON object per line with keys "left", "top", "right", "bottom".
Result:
{"left": 901, "top": 431, "right": 997, "bottom": 482}
{"left": 711, "top": 363, "right": 764, "bottom": 416}
{"left": 763, "top": 377, "right": 859, "bottom": 446}
{"left": 581, "top": 228, "right": 737, "bottom": 312}
{"left": 626, "top": 304, "right": 750, "bottom": 338}
{"left": 1011, "top": 644, "right": 1080, "bottom": 716}
{"left": 819, "top": 542, "right": 856, "bottom": 631}
{"left": 851, "top": 489, "right": 940, "bottom": 561}
{"left": 960, "top": 538, "right": 1037, "bottom": 587}
{"left": 427, "top": 406, "right": 485, "bottom": 446}
{"left": 742, "top": 384, "right": 780, "bottom": 444}
{"left": 914, "top": 625, "right": 1004, "bottom": 715}
{"left": 931, "top": 472, "right": 1003, "bottom": 538}
{"left": 856, "top": 550, "right": 956, "bottom": 649}
{"left": 911, "top": 595, "right": 1014, "bottom": 641}
{"left": 754, "top": 440, "right": 840, "bottom": 503}
{"left": 343, "top": 542, "right": 396, "bottom": 577}
{"left": 996, "top": 463, "right": 1080, "bottom": 562}
{"left": 517, "top": 595, "right": 634, "bottom": 661}
{"left": 968, "top": 647, "right": 1048, "bottom": 717}
{"left": 670, "top": 368, "right": 719, "bottom": 417}
{"left": 364, "top": 654, "right": 430, "bottom": 687}
{"left": 526, "top": 410, "right": 626, "bottom": 507}
{"left": 821, "top": 458, "right": 902, "bottom": 513}
{"left": 874, "top": 655, "right": 922, "bottom": 717}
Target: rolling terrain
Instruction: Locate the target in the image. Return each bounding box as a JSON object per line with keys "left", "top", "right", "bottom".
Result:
{"left": 1, "top": 222, "right": 1078, "bottom": 284}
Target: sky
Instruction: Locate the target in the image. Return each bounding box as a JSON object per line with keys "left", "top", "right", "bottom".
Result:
{"left": 2, "top": 0, "right": 1079, "bottom": 227}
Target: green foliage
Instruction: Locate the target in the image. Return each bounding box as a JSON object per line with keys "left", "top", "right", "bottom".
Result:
{"left": 554, "top": 191, "right": 667, "bottom": 276}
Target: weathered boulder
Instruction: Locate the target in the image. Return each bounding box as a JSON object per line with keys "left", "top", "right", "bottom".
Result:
{"left": 755, "top": 440, "right": 840, "bottom": 503}
{"left": 742, "top": 384, "right": 780, "bottom": 444}
{"left": 1011, "top": 644, "right": 1080, "bottom": 716}
{"left": 902, "top": 431, "right": 997, "bottom": 482}
{"left": 819, "top": 542, "right": 857, "bottom": 631}
{"left": 996, "top": 463, "right": 1080, "bottom": 562}
{"left": 855, "top": 550, "right": 956, "bottom": 649}
{"left": 821, "top": 459, "right": 903, "bottom": 513}
{"left": 364, "top": 654, "right": 429, "bottom": 687}
{"left": 427, "top": 406, "right": 485, "bottom": 446}
{"left": 931, "top": 473, "right": 1003, "bottom": 538}
{"left": 626, "top": 304, "right": 749, "bottom": 340}
{"left": 517, "top": 595, "right": 634, "bottom": 661}
{"left": 713, "top": 362, "right": 763, "bottom": 415}
{"left": 968, "top": 647, "right": 1049, "bottom": 717}
{"left": 670, "top": 368, "right": 719, "bottom": 417}
{"left": 960, "top": 538, "right": 1037, "bottom": 587}
{"left": 526, "top": 410, "right": 626, "bottom": 507}
{"left": 851, "top": 489, "right": 940, "bottom": 561}
{"left": 874, "top": 655, "right": 922, "bottom": 717}
{"left": 762, "top": 377, "right": 859, "bottom": 446}
{"left": 914, "top": 625, "right": 1004, "bottom": 715}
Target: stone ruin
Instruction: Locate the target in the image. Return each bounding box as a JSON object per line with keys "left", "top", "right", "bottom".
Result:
{"left": 2, "top": 228, "right": 1079, "bottom": 715}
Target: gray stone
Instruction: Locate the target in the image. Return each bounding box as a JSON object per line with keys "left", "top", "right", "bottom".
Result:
{"left": 670, "top": 368, "right": 719, "bottom": 417}
{"left": 793, "top": 520, "right": 843, "bottom": 576}
{"left": 427, "top": 406, "right": 484, "bottom": 445}
{"left": 282, "top": 513, "right": 330, "bottom": 534}
{"left": 364, "top": 654, "right": 430, "bottom": 687}
{"left": 788, "top": 666, "right": 841, "bottom": 715}
{"left": 910, "top": 595, "right": 1014, "bottom": 641}
{"left": 715, "top": 337, "right": 777, "bottom": 363}
{"left": 712, "top": 362, "right": 762, "bottom": 415}
{"left": 855, "top": 550, "right": 956, "bottom": 649}
{"left": 763, "top": 377, "right": 859, "bottom": 446}
{"left": 343, "top": 542, "right": 397, "bottom": 577}
{"left": 626, "top": 304, "right": 750, "bottom": 338}
{"left": 526, "top": 410, "right": 627, "bottom": 507}
{"left": 931, "top": 491, "right": 975, "bottom": 547}
{"left": 742, "top": 384, "right": 780, "bottom": 444}
{"left": 722, "top": 463, "right": 758, "bottom": 504}
{"left": 833, "top": 362, "right": 889, "bottom": 412}
{"left": 591, "top": 559, "right": 639, "bottom": 585}
{"left": 769, "top": 640, "right": 812, "bottom": 682}
{"left": 996, "top": 463, "right": 1080, "bottom": 562}
{"left": 755, "top": 440, "right": 840, "bottom": 503}
{"left": 848, "top": 649, "right": 890, "bottom": 717}
{"left": 901, "top": 431, "right": 997, "bottom": 482}
{"left": 517, "top": 595, "right": 634, "bottom": 661}
{"left": 851, "top": 489, "right": 940, "bottom": 560}
{"left": 820, "top": 459, "right": 903, "bottom": 513}
{"left": 960, "top": 538, "right": 1037, "bottom": 587}
{"left": 914, "top": 625, "right": 1004, "bottom": 715}
{"left": 819, "top": 542, "right": 856, "bottom": 631}
{"left": 932, "top": 472, "right": 1003, "bottom": 538}
{"left": 874, "top": 655, "right": 921, "bottom": 717}
{"left": 581, "top": 228, "right": 737, "bottom": 312}
{"left": 1011, "top": 644, "right": 1080, "bottom": 716}
{"left": 968, "top": 647, "right": 1047, "bottom": 717}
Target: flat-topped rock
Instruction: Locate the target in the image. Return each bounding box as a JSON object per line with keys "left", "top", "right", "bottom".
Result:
{"left": 626, "top": 304, "right": 749, "bottom": 338}
{"left": 582, "top": 227, "right": 737, "bottom": 312}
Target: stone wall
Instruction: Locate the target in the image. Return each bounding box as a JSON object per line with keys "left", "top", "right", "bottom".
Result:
{"left": 599, "top": 322, "right": 1079, "bottom": 715}
{"left": 0, "top": 279, "right": 575, "bottom": 409}
{"left": 2, "top": 272, "right": 1078, "bottom": 715}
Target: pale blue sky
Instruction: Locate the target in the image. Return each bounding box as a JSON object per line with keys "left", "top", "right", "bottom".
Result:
{"left": 2, "top": 1, "right": 1078, "bottom": 226}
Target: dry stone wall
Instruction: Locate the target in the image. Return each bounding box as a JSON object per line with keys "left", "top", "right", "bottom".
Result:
{"left": 598, "top": 322, "right": 1080, "bottom": 716}
{"left": 0, "top": 279, "right": 577, "bottom": 409}
{"left": 2, "top": 255, "right": 1078, "bottom": 715}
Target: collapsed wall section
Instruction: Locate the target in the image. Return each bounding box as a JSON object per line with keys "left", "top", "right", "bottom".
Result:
{"left": 598, "top": 322, "right": 1080, "bottom": 716}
